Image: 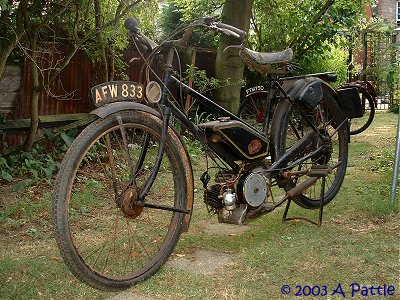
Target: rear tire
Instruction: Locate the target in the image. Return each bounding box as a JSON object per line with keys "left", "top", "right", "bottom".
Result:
{"left": 52, "top": 111, "right": 191, "bottom": 291}
{"left": 272, "top": 92, "right": 348, "bottom": 209}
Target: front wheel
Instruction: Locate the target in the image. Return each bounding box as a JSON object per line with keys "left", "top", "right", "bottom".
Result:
{"left": 52, "top": 111, "right": 192, "bottom": 291}
{"left": 272, "top": 92, "right": 349, "bottom": 209}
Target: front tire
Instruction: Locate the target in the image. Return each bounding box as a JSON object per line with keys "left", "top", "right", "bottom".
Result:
{"left": 52, "top": 111, "right": 191, "bottom": 291}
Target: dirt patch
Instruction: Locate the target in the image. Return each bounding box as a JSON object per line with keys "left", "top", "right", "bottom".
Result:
{"left": 166, "top": 248, "right": 236, "bottom": 276}
{"left": 108, "top": 292, "right": 157, "bottom": 300}
{"left": 202, "top": 223, "right": 250, "bottom": 236}
{"left": 107, "top": 248, "right": 238, "bottom": 300}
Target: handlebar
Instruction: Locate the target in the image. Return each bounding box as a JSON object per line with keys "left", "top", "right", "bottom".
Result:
{"left": 198, "top": 17, "right": 247, "bottom": 43}
{"left": 124, "top": 17, "right": 247, "bottom": 51}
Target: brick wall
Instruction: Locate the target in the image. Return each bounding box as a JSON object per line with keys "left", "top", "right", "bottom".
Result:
{"left": 379, "top": 0, "right": 396, "bottom": 21}
{"left": 378, "top": 0, "right": 400, "bottom": 41}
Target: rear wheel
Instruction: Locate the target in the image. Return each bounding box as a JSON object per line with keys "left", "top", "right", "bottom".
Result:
{"left": 52, "top": 111, "right": 191, "bottom": 291}
{"left": 272, "top": 92, "right": 348, "bottom": 208}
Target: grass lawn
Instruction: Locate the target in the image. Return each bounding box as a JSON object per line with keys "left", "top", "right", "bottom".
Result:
{"left": 0, "top": 111, "right": 399, "bottom": 300}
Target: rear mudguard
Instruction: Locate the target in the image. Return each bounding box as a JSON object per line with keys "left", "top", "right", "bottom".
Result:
{"left": 90, "top": 101, "right": 194, "bottom": 232}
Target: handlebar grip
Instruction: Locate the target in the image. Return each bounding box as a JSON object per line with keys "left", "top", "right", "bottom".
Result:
{"left": 215, "top": 22, "right": 247, "bottom": 40}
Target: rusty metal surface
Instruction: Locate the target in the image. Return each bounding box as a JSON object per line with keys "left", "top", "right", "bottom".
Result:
{"left": 24, "top": 51, "right": 91, "bottom": 119}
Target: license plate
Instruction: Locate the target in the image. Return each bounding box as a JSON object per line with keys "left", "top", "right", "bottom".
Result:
{"left": 91, "top": 81, "right": 144, "bottom": 107}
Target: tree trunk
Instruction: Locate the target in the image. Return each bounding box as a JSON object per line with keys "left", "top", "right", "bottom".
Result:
{"left": 214, "top": 0, "right": 253, "bottom": 113}
{"left": 0, "top": 38, "right": 18, "bottom": 79}
{"left": 23, "top": 50, "right": 41, "bottom": 151}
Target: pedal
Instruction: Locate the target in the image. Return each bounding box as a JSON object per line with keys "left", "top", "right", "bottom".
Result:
{"left": 308, "top": 165, "right": 330, "bottom": 177}
{"left": 200, "top": 171, "right": 211, "bottom": 188}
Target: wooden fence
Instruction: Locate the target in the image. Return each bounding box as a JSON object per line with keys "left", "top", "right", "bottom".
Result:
{"left": 0, "top": 45, "right": 216, "bottom": 149}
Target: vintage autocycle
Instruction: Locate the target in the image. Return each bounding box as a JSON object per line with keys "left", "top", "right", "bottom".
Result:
{"left": 52, "top": 17, "right": 357, "bottom": 291}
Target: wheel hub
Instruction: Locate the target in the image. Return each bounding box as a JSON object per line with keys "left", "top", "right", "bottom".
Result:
{"left": 121, "top": 188, "right": 143, "bottom": 218}
{"left": 314, "top": 133, "right": 332, "bottom": 164}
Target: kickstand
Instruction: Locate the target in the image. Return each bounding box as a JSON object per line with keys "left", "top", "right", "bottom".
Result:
{"left": 282, "top": 167, "right": 327, "bottom": 227}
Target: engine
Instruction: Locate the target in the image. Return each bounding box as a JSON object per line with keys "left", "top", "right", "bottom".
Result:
{"left": 203, "top": 166, "right": 270, "bottom": 217}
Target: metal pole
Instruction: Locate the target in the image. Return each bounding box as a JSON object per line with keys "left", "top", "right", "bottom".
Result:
{"left": 391, "top": 105, "right": 400, "bottom": 206}
{"left": 390, "top": 28, "right": 400, "bottom": 207}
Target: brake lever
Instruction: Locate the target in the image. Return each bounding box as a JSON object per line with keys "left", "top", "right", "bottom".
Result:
{"left": 223, "top": 45, "right": 243, "bottom": 53}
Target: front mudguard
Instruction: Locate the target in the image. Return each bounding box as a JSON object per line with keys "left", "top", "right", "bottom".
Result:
{"left": 90, "top": 101, "right": 195, "bottom": 232}
{"left": 90, "top": 101, "right": 161, "bottom": 119}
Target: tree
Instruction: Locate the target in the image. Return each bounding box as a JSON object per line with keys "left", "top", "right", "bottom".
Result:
{"left": 250, "top": 0, "right": 366, "bottom": 61}
{"left": 214, "top": 0, "right": 253, "bottom": 113}
{"left": 161, "top": 0, "right": 253, "bottom": 113}
{"left": 160, "top": 0, "right": 222, "bottom": 47}
{"left": 159, "top": 0, "right": 365, "bottom": 112}
{"left": 0, "top": 0, "right": 26, "bottom": 79}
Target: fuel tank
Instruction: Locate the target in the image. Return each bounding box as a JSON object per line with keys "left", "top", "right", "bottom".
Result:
{"left": 198, "top": 118, "right": 269, "bottom": 162}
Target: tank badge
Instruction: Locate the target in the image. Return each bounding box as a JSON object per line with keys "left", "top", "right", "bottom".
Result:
{"left": 248, "top": 139, "right": 262, "bottom": 155}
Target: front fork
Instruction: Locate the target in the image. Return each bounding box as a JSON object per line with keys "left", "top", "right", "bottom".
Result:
{"left": 138, "top": 105, "right": 170, "bottom": 200}
{"left": 120, "top": 59, "right": 175, "bottom": 203}
{"left": 112, "top": 104, "right": 190, "bottom": 216}
{"left": 137, "top": 60, "right": 175, "bottom": 200}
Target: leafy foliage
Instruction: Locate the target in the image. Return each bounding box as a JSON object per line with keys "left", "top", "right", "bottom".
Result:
{"left": 0, "top": 0, "right": 11, "bottom": 13}
{"left": 183, "top": 65, "right": 220, "bottom": 94}
{"left": 164, "top": 0, "right": 224, "bottom": 23}
{"left": 250, "top": 0, "right": 366, "bottom": 55}
{"left": 159, "top": 0, "right": 220, "bottom": 47}
{"left": 246, "top": 0, "right": 367, "bottom": 86}
{"left": 299, "top": 39, "right": 349, "bottom": 86}
{"left": 159, "top": 0, "right": 368, "bottom": 88}
{"left": 0, "top": 130, "right": 77, "bottom": 191}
